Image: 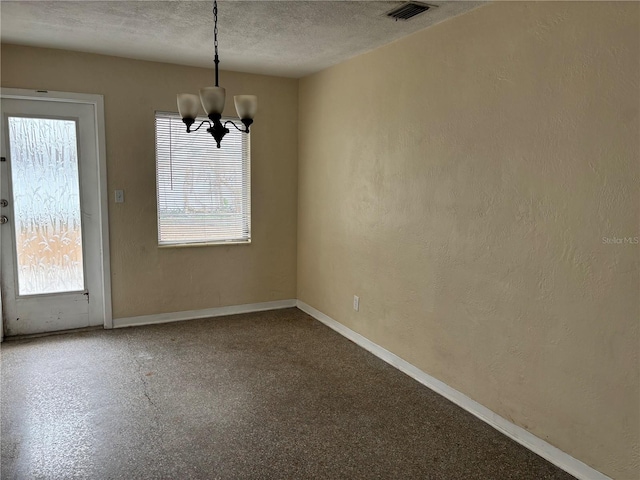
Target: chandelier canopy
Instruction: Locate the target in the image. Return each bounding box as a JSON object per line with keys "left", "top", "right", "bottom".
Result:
{"left": 176, "top": 1, "right": 257, "bottom": 148}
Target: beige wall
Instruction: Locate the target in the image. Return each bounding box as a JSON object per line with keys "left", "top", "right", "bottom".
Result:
{"left": 2, "top": 1, "right": 638, "bottom": 477}
{"left": 298, "top": 2, "right": 639, "bottom": 479}
{"left": 1, "top": 44, "right": 298, "bottom": 318}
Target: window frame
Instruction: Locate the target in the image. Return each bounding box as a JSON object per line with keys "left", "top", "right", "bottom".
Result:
{"left": 154, "top": 111, "right": 251, "bottom": 248}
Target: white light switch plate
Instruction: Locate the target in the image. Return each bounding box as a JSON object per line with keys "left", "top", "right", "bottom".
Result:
{"left": 115, "top": 190, "right": 125, "bottom": 203}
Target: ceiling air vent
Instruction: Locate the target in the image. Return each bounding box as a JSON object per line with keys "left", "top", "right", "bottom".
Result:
{"left": 386, "top": 2, "right": 432, "bottom": 21}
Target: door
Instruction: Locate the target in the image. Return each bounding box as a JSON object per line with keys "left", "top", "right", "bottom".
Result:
{"left": 1, "top": 98, "right": 105, "bottom": 336}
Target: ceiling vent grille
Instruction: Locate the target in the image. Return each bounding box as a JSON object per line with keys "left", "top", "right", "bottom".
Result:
{"left": 386, "top": 2, "right": 431, "bottom": 21}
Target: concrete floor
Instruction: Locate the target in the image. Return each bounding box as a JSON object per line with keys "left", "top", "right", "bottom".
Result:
{"left": 1, "top": 308, "right": 575, "bottom": 479}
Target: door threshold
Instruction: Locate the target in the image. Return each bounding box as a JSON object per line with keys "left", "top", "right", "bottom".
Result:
{"left": 3, "top": 326, "right": 104, "bottom": 342}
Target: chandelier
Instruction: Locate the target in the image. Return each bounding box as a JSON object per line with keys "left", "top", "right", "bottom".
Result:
{"left": 176, "top": 0, "right": 257, "bottom": 148}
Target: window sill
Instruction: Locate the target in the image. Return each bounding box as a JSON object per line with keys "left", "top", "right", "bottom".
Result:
{"left": 158, "top": 240, "right": 251, "bottom": 249}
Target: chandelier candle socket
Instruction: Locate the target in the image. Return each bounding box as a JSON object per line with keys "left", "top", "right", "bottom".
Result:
{"left": 176, "top": 1, "right": 257, "bottom": 148}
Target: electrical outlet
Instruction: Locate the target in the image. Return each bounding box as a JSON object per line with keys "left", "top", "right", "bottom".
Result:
{"left": 115, "top": 190, "right": 125, "bottom": 203}
{"left": 353, "top": 295, "right": 360, "bottom": 312}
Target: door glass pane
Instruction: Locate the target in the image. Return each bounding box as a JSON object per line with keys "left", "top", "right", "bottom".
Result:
{"left": 7, "top": 117, "right": 85, "bottom": 295}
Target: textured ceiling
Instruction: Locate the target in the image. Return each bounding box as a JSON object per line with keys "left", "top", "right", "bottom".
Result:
{"left": 0, "top": 1, "right": 482, "bottom": 78}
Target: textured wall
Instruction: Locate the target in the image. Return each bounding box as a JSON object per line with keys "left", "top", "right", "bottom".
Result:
{"left": 298, "top": 2, "right": 639, "bottom": 478}
{"left": 1, "top": 45, "right": 298, "bottom": 318}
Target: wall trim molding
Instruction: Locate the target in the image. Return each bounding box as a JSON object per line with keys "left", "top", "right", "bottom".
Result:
{"left": 296, "top": 300, "right": 611, "bottom": 480}
{"left": 113, "top": 299, "right": 297, "bottom": 329}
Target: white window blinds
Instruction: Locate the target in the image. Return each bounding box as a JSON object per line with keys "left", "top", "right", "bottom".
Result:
{"left": 155, "top": 112, "right": 251, "bottom": 246}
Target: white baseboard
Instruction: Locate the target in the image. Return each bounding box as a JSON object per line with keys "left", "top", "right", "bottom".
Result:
{"left": 113, "top": 299, "right": 297, "bottom": 329}
{"left": 296, "top": 300, "right": 610, "bottom": 480}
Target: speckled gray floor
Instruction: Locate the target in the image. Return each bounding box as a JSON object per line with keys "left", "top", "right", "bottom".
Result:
{"left": 1, "top": 308, "right": 575, "bottom": 480}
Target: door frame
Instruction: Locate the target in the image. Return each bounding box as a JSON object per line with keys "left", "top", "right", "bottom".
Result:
{"left": 0, "top": 88, "right": 112, "bottom": 339}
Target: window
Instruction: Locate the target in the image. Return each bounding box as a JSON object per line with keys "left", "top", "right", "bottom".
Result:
{"left": 155, "top": 112, "right": 251, "bottom": 246}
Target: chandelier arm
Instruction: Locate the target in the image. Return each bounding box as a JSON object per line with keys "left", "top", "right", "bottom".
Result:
{"left": 191, "top": 120, "right": 212, "bottom": 133}
{"left": 224, "top": 120, "right": 249, "bottom": 133}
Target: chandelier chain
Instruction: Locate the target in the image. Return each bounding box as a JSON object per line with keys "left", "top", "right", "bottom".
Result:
{"left": 213, "top": 1, "right": 218, "bottom": 54}
{"left": 213, "top": 1, "right": 220, "bottom": 86}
